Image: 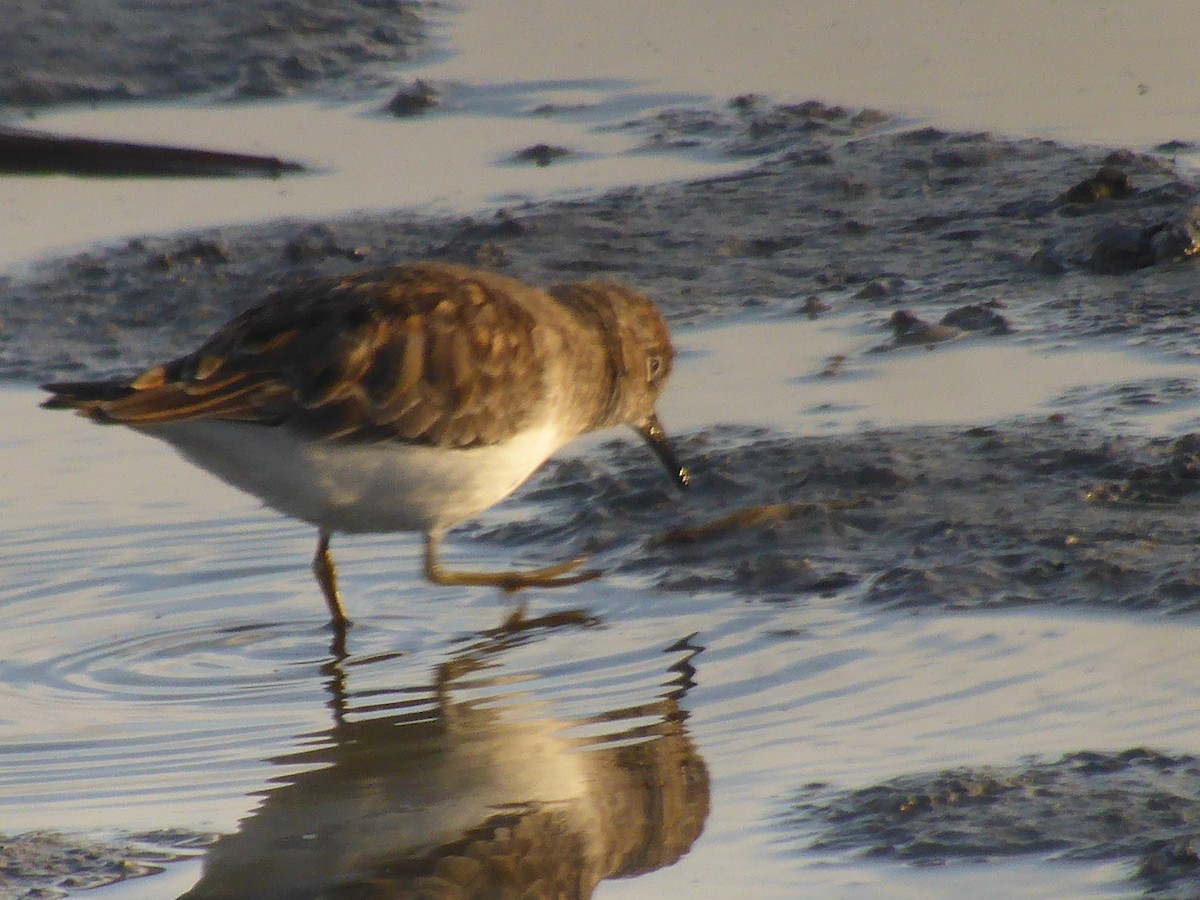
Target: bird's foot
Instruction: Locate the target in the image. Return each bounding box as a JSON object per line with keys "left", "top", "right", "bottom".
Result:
{"left": 428, "top": 556, "right": 601, "bottom": 592}
{"left": 424, "top": 535, "right": 601, "bottom": 592}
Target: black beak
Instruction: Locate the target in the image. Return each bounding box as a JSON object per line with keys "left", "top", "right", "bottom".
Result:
{"left": 638, "top": 413, "right": 690, "bottom": 490}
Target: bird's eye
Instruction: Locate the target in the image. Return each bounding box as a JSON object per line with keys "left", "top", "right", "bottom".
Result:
{"left": 646, "top": 355, "right": 664, "bottom": 381}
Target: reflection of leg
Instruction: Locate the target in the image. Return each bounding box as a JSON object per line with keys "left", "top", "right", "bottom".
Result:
{"left": 320, "top": 651, "right": 349, "bottom": 729}
{"left": 500, "top": 600, "right": 530, "bottom": 633}
{"left": 312, "top": 529, "right": 351, "bottom": 633}
{"left": 422, "top": 532, "right": 601, "bottom": 591}
{"left": 486, "top": 603, "right": 601, "bottom": 637}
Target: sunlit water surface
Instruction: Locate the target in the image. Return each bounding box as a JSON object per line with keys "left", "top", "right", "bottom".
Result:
{"left": 6, "top": 310, "right": 1200, "bottom": 897}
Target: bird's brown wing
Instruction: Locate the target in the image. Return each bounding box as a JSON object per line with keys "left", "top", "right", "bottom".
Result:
{"left": 42, "top": 264, "right": 550, "bottom": 448}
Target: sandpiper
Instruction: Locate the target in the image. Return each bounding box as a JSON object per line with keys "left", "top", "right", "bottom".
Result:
{"left": 42, "top": 262, "right": 689, "bottom": 630}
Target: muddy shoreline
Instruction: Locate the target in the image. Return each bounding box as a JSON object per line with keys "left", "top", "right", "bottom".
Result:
{"left": 7, "top": 99, "right": 1200, "bottom": 620}
{"left": 5, "top": 28, "right": 1200, "bottom": 898}
{"left": 3, "top": 98, "right": 1198, "bottom": 383}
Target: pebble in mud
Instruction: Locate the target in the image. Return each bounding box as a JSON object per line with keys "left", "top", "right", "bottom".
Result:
{"left": 872, "top": 305, "right": 1010, "bottom": 350}
{"left": 854, "top": 276, "right": 906, "bottom": 301}
{"left": 938, "top": 303, "right": 1012, "bottom": 334}
{"left": 880, "top": 310, "right": 962, "bottom": 347}
{"left": 1059, "top": 165, "right": 1135, "bottom": 204}
{"left": 798, "top": 295, "right": 830, "bottom": 318}
{"left": 510, "top": 143, "right": 573, "bottom": 167}
{"left": 1151, "top": 202, "right": 1200, "bottom": 262}
{"left": 383, "top": 78, "right": 441, "bottom": 117}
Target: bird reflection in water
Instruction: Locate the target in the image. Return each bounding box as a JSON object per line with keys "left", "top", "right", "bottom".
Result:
{"left": 180, "top": 616, "right": 708, "bottom": 899}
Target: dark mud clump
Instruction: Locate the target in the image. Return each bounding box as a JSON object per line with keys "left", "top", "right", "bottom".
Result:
{"left": 510, "top": 143, "right": 574, "bottom": 167}
{"left": 0, "top": 0, "right": 426, "bottom": 109}
{"left": 1059, "top": 165, "right": 1135, "bottom": 204}
{"left": 478, "top": 421, "right": 1200, "bottom": 613}
{"left": 383, "top": 78, "right": 442, "bottom": 117}
{"left": 786, "top": 748, "right": 1200, "bottom": 895}
{"left": 857, "top": 300, "right": 1012, "bottom": 353}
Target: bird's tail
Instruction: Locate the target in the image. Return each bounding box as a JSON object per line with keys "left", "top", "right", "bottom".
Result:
{"left": 40, "top": 379, "right": 137, "bottom": 420}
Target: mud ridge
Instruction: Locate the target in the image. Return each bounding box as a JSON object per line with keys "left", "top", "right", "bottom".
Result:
{"left": 786, "top": 748, "right": 1200, "bottom": 896}
{"left": 475, "top": 422, "right": 1200, "bottom": 613}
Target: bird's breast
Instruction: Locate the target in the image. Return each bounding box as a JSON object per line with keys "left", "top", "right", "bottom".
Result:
{"left": 142, "top": 420, "right": 568, "bottom": 534}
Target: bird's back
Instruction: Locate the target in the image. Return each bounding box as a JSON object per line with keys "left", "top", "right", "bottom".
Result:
{"left": 43, "top": 262, "right": 579, "bottom": 449}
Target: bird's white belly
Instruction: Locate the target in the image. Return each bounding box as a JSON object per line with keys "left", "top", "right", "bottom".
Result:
{"left": 143, "top": 421, "right": 567, "bottom": 534}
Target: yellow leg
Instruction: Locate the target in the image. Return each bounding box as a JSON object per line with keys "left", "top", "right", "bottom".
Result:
{"left": 312, "top": 529, "right": 351, "bottom": 632}
{"left": 423, "top": 532, "right": 600, "bottom": 592}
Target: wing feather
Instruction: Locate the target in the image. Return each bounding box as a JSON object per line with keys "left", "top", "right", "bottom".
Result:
{"left": 42, "top": 263, "right": 553, "bottom": 448}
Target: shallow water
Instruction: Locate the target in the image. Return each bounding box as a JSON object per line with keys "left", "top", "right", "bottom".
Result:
{"left": 671, "top": 314, "right": 1200, "bottom": 436}
{"left": 0, "top": 87, "right": 741, "bottom": 269}
{"left": 433, "top": 0, "right": 1200, "bottom": 151}
{"left": 6, "top": 305, "right": 1200, "bottom": 896}
{"left": 6, "top": 1, "right": 1200, "bottom": 897}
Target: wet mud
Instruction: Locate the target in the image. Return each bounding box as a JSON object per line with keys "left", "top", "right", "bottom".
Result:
{"left": 0, "top": 829, "right": 209, "bottom": 897}
{"left": 788, "top": 749, "right": 1200, "bottom": 896}
{"left": 483, "top": 422, "right": 1200, "bottom": 613}
{"left": 0, "top": 1, "right": 426, "bottom": 110}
